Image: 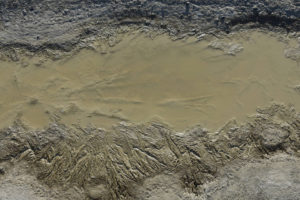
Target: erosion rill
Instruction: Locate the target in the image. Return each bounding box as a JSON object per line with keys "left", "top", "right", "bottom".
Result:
{"left": 0, "top": 1, "right": 300, "bottom": 200}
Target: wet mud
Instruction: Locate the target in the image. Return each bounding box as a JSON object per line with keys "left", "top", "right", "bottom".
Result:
{"left": 0, "top": 1, "right": 300, "bottom": 199}
{"left": 0, "top": 30, "right": 300, "bottom": 200}
{"left": 0, "top": 31, "right": 299, "bottom": 131}
{"left": 0, "top": 0, "right": 299, "bottom": 58}
{"left": 1, "top": 103, "right": 300, "bottom": 200}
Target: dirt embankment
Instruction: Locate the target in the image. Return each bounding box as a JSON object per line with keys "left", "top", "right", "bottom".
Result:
{"left": 0, "top": 0, "right": 299, "bottom": 58}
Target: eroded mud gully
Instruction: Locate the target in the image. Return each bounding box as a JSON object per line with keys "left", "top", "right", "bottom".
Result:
{"left": 2, "top": 104, "right": 300, "bottom": 199}
{"left": 1, "top": 0, "right": 300, "bottom": 200}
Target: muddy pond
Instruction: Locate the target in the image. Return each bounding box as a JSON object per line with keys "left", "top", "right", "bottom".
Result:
{"left": 0, "top": 31, "right": 299, "bottom": 131}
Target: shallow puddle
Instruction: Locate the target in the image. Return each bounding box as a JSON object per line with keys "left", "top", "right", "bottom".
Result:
{"left": 0, "top": 31, "right": 299, "bottom": 131}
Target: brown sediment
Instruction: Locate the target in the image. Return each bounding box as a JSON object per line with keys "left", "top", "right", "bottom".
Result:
{"left": 0, "top": 31, "right": 299, "bottom": 131}
{"left": 0, "top": 0, "right": 299, "bottom": 199}
{"left": 1, "top": 25, "right": 300, "bottom": 200}
{"left": 1, "top": 103, "right": 300, "bottom": 200}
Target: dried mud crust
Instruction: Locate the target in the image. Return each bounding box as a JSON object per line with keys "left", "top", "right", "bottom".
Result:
{"left": 1, "top": 104, "right": 300, "bottom": 199}
{"left": 0, "top": 0, "right": 299, "bottom": 58}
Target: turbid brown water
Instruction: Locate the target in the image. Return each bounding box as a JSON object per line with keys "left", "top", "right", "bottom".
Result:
{"left": 0, "top": 31, "right": 299, "bottom": 131}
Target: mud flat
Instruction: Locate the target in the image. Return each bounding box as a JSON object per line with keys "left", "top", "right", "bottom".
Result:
{"left": 0, "top": 30, "right": 300, "bottom": 199}
{"left": 1, "top": 0, "right": 300, "bottom": 200}
{"left": 0, "top": 31, "right": 299, "bottom": 131}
